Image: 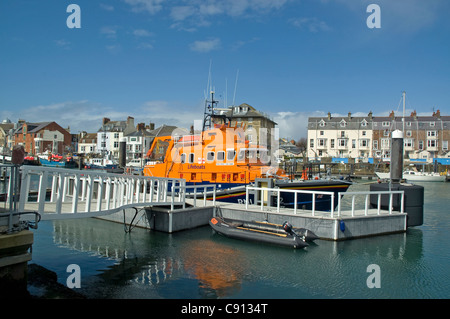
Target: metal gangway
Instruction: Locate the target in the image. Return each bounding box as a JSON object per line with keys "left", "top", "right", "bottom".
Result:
{"left": 1, "top": 164, "right": 213, "bottom": 231}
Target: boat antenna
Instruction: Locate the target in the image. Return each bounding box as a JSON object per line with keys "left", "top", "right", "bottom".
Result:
{"left": 203, "top": 90, "right": 219, "bottom": 132}
{"left": 232, "top": 69, "right": 239, "bottom": 106}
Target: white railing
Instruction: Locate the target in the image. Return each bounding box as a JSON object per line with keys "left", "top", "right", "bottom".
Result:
{"left": 170, "top": 184, "right": 216, "bottom": 210}
{"left": 1, "top": 164, "right": 40, "bottom": 232}
{"left": 245, "top": 185, "right": 405, "bottom": 218}
{"left": 335, "top": 190, "right": 405, "bottom": 218}
{"left": 245, "top": 186, "right": 335, "bottom": 216}
{"left": 18, "top": 165, "right": 187, "bottom": 219}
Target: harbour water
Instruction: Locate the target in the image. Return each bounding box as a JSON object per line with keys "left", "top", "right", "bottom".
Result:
{"left": 28, "top": 181, "right": 449, "bottom": 299}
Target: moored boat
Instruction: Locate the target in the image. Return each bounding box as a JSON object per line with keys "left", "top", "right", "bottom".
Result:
{"left": 144, "top": 91, "right": 351, "bottom": 210}
{"left": 376, "top": 170, "right": 446, "bottom": 182}
{"left": 209, "top": 217, "right": 317, "bottom": 249}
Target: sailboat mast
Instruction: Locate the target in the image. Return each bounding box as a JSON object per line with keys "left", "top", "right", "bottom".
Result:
{"left": 402, "top": 91, "right": 406, "bottom": 132}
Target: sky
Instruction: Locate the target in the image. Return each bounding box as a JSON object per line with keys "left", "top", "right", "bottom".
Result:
{"left": 1, "top": 0, "right": 449, "bottom": 139}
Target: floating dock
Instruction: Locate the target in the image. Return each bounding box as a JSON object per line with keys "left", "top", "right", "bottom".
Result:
{"left": 98, "top": 193, "right": 408, "bottom": 241}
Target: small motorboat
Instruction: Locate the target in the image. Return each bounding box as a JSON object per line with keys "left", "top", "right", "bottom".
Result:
{"left": 209, "top": 217, "right": 318, "bottom": 249}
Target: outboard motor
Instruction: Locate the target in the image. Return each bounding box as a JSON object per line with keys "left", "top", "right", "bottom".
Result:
{"left": 283, "top": 221, "right": 296, "bottom": 236}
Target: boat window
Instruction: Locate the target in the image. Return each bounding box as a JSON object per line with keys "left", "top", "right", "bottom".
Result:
{"left": 180, "top": 153, "right": 186, "bottom": 164}
{"left": 259, "top": 150, "right": 269, "bottom": 163}
{"left": 206, "top": 151, "right": 215, "bottom": 162}
{"left": 237, "top": 150, "right": 245, "bottom": 162}
{"left": 227, "top": 150, "right": 236, "bottom": 161}
{"left": 217, "top": 151, "right": 225, "bottom": 162}
{"left": 247, "top": 150, "right": 256, "bottom": 159}
{"left": 188, "top": 153, "right": 195, "bottom": 164}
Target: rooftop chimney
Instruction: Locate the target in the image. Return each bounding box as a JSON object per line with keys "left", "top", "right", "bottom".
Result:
{"left": 102, "top": 117, "right": 110, "bottom": 125}
{"left": 327, "top": 112, "right": 331, "bottom": 120}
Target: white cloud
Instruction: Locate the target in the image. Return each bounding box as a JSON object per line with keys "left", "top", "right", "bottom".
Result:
{"left": 273, "top": 111, "right": 326, "bottom": 139}
{"left": 54, "top": 39, "right": 71, "bottom": 49}
{"left": 171, "top": 6, "right": 197, "bottom": 21}
{"left": 100, "top": 4, "right": 114, "bottom": 11}
{"left": 133, "top": 29, "right": 154, "bottom": 37}
{"left": 123, "top": 0, "right": 164, "bottom": 15}
{"left": 289, "top": 17, "right": 332, "bottom": 33}
{"left": 100, "top": 26, "right": 118, "bottom": 39}
{"left": 189, "top": 38, "right": 221, "bottom": 52}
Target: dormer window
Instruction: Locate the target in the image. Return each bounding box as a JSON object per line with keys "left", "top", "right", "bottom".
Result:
{"left": 319, "top": 119, "right": 326, "bottom": 127}
{"left": 340, "top": 119, "right": 347, "bottom": 127}
{"left": 361, "top": 119, "right": 368, "bottom": 127}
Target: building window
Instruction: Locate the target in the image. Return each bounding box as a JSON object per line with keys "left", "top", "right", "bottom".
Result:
{"left": 443, "top": 141, "right": 448, "bottom": 151}
{"left": 318, "top": 139, "right": 326, "bottom": 147}
{"left": 430, "top": 122, "right": 435, "bottom": 127}
{"left": 427, "top": 131, "right": 437, "bottom": 137}
{"left": 114, "top": 133, "right": 119, "bottom": 139}
{"left": 419, "top": 140, "right": 424, "bottom": 150}
{"left": 382, "top": 121, "right": 390, "bottom": 127}
{"left": 352, "top": 139, "right": 356, "bottom": 149}
{"left": 310, "top": 139, "right": 314, "bottom": 148}
{"left": 338, "top": 139, "right": 347, "bottom": 147}
{"left": 406, "top": 130, "right": 412, "bottom": 137}
{"left": 320, "top": 130, "right": 324, "bottom": 136}
{"left": 113, "top": 141, "right": 119, "bottom": 148}
{"left": 427, "top": 140, "right": 437, "bottom": 148}
{"left": 373, "top": 140, "right": 378, "bottom": 150}
{"left": 340, "top": 120, "right": 346, "bottom": 127}
{"left": 404, "top": 139, "right": 414, "bottom": 148}
{"left": 362, "top": 131, "right": 366, "bottom": 136}
{"left": 330, "top": 139, "right": 335, "bottom": 148}
{"left": 340, "top": 131, "right": 345, "bottom": 138}
{"left": 359, "top": 139, "right": 368, "bottom": 147}
{"left": 381, "top": 139, "right": 390, "bottom": 149}
{"left": 383, "top": 129, "right": 390, "bottom": 137}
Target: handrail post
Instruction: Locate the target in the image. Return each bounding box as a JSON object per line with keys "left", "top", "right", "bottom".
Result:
{"left": 337, "top": 192, "right": 341, "bottom": 217}
{"left": 171, "top": 185, "right": 174, "bottom": 211}
{"left": 294, "top": 192, "right": 297, "bottom": 214}
{"left": 311, "top": 192, "right": 315, "bottom": 216}
{"left": 245, "top": 186, "right": 249, "bottom": 210}
{"left": 277, "top": 189, "right": 280, "bottom": 212}
{"left": 330, "top": 193, "right": 334, "bottom": 218}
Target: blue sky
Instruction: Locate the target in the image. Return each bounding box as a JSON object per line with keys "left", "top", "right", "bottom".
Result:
{"left": 1, "top": 0, "right": 449, "bottom": 139}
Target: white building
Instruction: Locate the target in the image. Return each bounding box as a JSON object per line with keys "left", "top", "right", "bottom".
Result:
{"left": 77, "top": 132, "right": 97, "bottom": 155}
{"left": 307, "top": 112, "right": 374, "bottom": 163}
{"left": 97, "top": 117, "right": 135, "bottom": 159}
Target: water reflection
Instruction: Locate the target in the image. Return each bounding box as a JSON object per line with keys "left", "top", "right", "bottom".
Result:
{"left": 29, "top": 180, "right": 450, "bottom": 298}
{"left": 181, "top": 239, "right": 246, "bottom": 298}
